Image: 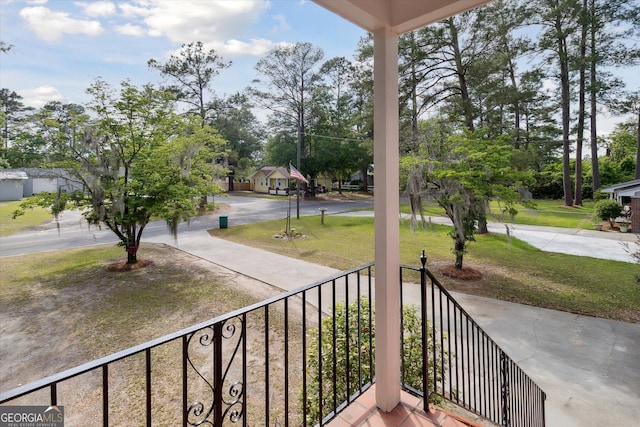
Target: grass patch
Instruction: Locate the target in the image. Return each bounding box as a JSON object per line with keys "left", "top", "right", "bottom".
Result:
{"left": 0, "top": 200, "right": 228, "bottom": 237}
{"left": 401, "top": 199, "right": 597, "bottom": 229}
{"left": 0, "top": 244, "right": 261, "bottom": 359}
{"left": 0, "top": 200, "right": 52, "bottom": 236}
{"left": 1, "top": 243, "right": 306, "bottom": 424}
{"left": 210, "top": 216, "right": 640, "bottom": 323}
{"left": 0, "top": 245, "right": 124, "bottom": 292}
{"left": 489, "top": 199, "right": 597, "bottom": 228}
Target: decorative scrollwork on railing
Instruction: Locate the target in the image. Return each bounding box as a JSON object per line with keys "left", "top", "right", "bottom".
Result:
{"left": 186, "top": 325, "right": 215, "bottom": 426}
{"left": 186, "top": 401, "right": 214, "bottom": 427}
{"left": 500, "top": 351, "right": 511, "bottom": 427}
{"left": 186, "top": 317, "right": 245, "bottom": 426}
{"left": 221, "top": 321, "right": 237, "bottom": 339}
{"left": 222, "top": 394, "right": 243, "bottom": 424}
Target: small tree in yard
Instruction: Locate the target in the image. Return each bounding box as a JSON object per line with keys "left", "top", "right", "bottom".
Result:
{"left": 15, "top": 80, "right": 227, "bottom": 264}
{"left": 405, "top": 130, "right": 533, "bottom": 270}
{"left": 303, "top": 297, "right": 447, "bottom": 425}
{"left": 594, "top": 199, "right": 622, "bottom": 229}
{"left": 621, "top": 236, "right": 640, "bottom": 284}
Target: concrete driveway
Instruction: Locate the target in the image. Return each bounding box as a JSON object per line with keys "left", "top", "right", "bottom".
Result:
{"left": 453, "top": 293, "right": 640, "bottom": 427}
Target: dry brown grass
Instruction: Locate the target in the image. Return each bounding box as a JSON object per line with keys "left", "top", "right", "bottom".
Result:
{"left": 437, "top": 265, "right": 483, "bottom": 280}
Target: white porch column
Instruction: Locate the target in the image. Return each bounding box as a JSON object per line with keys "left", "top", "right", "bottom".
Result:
{"left": 373, "top": 26, "right": 400, "bottom": 412}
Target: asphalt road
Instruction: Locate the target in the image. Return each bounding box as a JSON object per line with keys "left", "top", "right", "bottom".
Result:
{"left": 0, "top": 194, "right": 374, "bottom": 258}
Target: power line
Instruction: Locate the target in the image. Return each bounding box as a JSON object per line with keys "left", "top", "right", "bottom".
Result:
{"left": 305, "top": 133, "right": 370, "bottom": 143}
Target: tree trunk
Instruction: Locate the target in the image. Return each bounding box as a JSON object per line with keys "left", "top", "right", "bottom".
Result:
{"left": 454, "top": 239, "right": 465, "bottom": 269}
{"left": 477, "top": 203, "right": 489, "bottom": 234}
{"left": 575, "top": 139, "right": 583, "bottom": 205}
{"left": 228, "top": 174, "right": 234, "bottom": 192}
{"left": 309, "top": 177, "right": 316, "bottom": 197}
{"left": 590, "top": 76, "right": 600, "bottom": 189}
{"left": 477, "top": 218, "right": 488, "bottom": 234}
{"left": 574, "top": 0, "right": 587, "bottom": 206}
{"left": 448, "top": 18, "right": 475, "bottom": 132}
{"left": 409, "top": 33, "right": 420, "bottom": 151}
{"left": 126, "top": 245, "right": 138, "bottom": 264}
{"left": 362, "top": 167, "right": 369, "bottom": 192}
{"left": 589, "top": 0, "right": 601, "bottom": 191}
{"left": 636, "top": 112, "right": 640, "bottom": 179}
{"left": 556, "top": 11, "right": 573, "bottom": 206}
{"left": 508, "top": 56, "right": 522, "bottom": 149}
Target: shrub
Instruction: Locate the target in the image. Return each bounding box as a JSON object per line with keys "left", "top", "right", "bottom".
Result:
{"left": 302, "top": 296, "right": 448, "bottom": 425}
{"left": 529, "top": 170, "right": 564, "bottom": 200}
{"left": 400, "top": 302, "right": 447, "bottom": 395}
{"left": 594, "top": 199, "right": 622, "bottom": 228}
{"left": 592, "top": 190, "right": 609, "bottom": 202}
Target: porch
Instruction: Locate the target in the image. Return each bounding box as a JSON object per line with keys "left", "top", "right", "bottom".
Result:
{"left": 325, "top": 385, "right": 482, "bottom": 427}
{"left": 0, "top": 257, "right": 545, "bottom": 426}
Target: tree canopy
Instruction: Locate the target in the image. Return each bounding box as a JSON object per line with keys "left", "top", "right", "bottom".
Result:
{"left": 16, "top": 80, "right": 227, "bottom": 264}
{"left": 405, "top": 128, "right": 533, "bottom": 269}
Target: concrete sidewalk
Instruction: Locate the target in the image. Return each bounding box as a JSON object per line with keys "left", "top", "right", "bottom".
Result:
{"left": 147, "top": 222, "right": 640, "bottom": 427}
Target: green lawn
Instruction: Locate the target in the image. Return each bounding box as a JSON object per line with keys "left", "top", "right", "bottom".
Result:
{"left": 210, "top": 215, "right": 640, "bottom": 323}
{"left": 400, "top": 199, "right": 597, "bottom": 229}
{"left": 0, "top": 200, "right": 52, "bottom": 236}
{"left": 4, "top": 195, "right": 637, "bottom": 322}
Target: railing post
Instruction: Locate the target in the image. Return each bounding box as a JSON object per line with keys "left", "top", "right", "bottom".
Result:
{"left": 420, "top": 250, "right": 429, "bottom": 413}
{"left": 213, "top": 322, "right": 223, "bottom": 426}
{"left": 500, "top": 350, "right": 511, "bottom": 427}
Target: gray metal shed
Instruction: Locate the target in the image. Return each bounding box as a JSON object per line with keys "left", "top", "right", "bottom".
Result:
{"left": 0, "top": 171, "right": 28, "bottom": 201}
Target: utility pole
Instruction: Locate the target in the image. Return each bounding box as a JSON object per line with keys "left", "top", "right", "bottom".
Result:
{"left": 296, "top": 109, "right": 302, "bottom": 219}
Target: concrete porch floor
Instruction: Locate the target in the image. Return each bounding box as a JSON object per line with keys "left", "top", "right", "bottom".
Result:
{"left": 326, "top": 385, "right": 485, "bottom": 427}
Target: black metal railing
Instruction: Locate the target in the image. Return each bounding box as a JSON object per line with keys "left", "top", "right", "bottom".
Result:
{"left": 0, "top": 263, "right": 374, "bottom": 427}
{"left": 400, "top": 252, "right": 546, "bottom": 427}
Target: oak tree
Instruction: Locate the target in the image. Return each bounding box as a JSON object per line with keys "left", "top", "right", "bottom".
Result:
{"left": 17, "top": 80, "right": 226, "bottom": 264}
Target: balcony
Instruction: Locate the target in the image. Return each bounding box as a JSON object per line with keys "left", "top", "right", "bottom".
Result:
{"left": 0, "top": 257, "right": 545, "bottom": 426}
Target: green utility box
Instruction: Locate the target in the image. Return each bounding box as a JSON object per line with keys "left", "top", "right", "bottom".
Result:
{"left": 219, "top": 215, "right": 228, "bottom": 229}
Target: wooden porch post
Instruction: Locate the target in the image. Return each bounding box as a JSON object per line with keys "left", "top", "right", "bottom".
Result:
{"left": 373, "top": 25, "right": 401, "bottom": 412}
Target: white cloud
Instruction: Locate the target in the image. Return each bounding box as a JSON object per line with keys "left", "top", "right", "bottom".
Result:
{"left": 213, "top": 38, "right": 276, "bottom": 57}
{"left": 114, "top": 23, "right": 145, "bottom": 36}
{"left": 271, "top": 14, "right": 290, "bottom": 32}
{"left": 118, "top": 2, "right": 151, "bottom": 18}
{"left": 18, "top": 0, "right": 277, "bottom": 54}
{"left": 18, "top": 85, "right": 64, "bottom": 108}
{"left": 75, "top": 1, "right": 116, "bottom": 17}
{"left": 134, "top": 0, "right": 272, "bottom": 56}
{"left": 19, "top": 6, "right": 103, "bottom": 42}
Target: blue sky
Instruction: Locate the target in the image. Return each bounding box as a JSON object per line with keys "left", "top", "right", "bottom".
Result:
{"left": 0, "top": 0, "right": 366, "bottom": 109}
{"left": 0, "top": 0, "right": 638, "bottom": 136}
